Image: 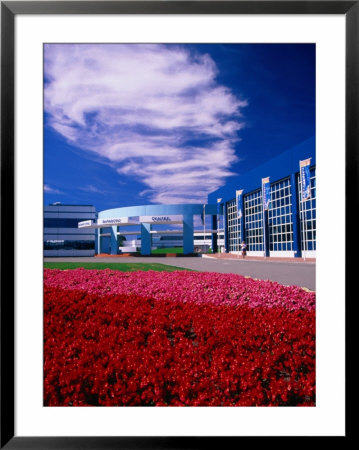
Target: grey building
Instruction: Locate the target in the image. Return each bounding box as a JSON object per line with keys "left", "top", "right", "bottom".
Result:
{"left": 44, "top": 203, "right": 97, "bottom": 257}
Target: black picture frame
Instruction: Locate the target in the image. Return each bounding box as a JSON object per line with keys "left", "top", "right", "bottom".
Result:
{"left": 1, "top": 1, "right": 355, "bottom": 447}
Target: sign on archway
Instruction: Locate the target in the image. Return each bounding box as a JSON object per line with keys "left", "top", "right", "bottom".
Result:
{"left": 140, "top": 215, "right": 183, "bottom": 224}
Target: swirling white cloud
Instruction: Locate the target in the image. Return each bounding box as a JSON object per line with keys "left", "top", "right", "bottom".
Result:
{"left": 44, "top": 44, "right": 247, "bottom": 203}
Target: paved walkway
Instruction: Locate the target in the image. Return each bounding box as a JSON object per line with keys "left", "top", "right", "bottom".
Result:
{"left": 44, "top": 255, "right": 316, "bottom": 291}
{"left": 203, "top": 253, "right": 316, "bottom": 263}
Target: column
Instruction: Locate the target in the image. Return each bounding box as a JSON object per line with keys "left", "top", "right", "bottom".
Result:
{"left": 263, "top": 210, "right": 270, "bottom": 257}
{"left": 290, "top": 173, "right": 301, "bottom": 257}
{"left": 95, "top": 228, "right": 99, "bottom": 255}
{"left": 239, "top": 194, "right": 245, "bottom": 248}
{"left": 223, "top": 203, "right": 228, "bottom": 253}
{"left": 183, "top": 214, "right": 194, "bottom": 254}
{"left": 141, "top": 223, "right": 151, "bottom": 255}
{"left": 98, "top": 229, "right": 105, "bottom": 254}
{"left": 211, "top": 215, "right": 218, "bottom": 253}
{"left": 110, "top": 226, "right": 118, "bottom": 255}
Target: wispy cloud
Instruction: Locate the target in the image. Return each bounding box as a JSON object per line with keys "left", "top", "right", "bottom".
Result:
{"left": 44, "top": 184, "right": 63, "bottom": 194}
{"left": 44, "top": 44, "right": 247, "bottom": 204}
{"left": 79, "top": 184, "right": 106, "bottom": 194}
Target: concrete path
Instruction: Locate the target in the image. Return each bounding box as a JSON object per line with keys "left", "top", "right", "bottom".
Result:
{"left": 44, "top": 256, "right": 316, "bottom": 291}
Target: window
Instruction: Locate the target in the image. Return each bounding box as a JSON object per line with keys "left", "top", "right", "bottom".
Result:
{"left": 244, "top": 190, "right": 264, "bottom": 252}
{"left": 44, "top": 240, "right": 95, "bottom": 250}
{"left": 44, "top": 218, "right": 93, "bottom": 228}
{"left": 268, "top": 178, "right": 294, "bottom": 252}
{"left": 226, "top": 200, "right": 241, "bottom": 252}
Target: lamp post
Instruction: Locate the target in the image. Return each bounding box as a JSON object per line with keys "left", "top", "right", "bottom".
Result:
{"left": 203, "top": 204, "right": 206, "bottom": 253}
{"left": 217, "top": 198, "right": 222, "bottom": 254}
{"left": 218, "top": 215, "right": 220, "bottom": 254}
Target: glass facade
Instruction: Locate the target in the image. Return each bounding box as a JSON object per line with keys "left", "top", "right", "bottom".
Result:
{"left": 44, "top": 240, "right": 95, "bottom": 250}
{"left": 44, "top": 218, "right": 92, "bottom": 228}
{"left": 268, "top": 177, "right": 294, "bottom": 252}
{"left": 226, "top": 200, "right": 241, "bottom": 252}
{"left": 44, "top": 204, "right": 97, "bottom": 256}
{"left": 224, "top": 167, "right": 316, "bottom": 257}
{"left": 244, "top": 190, "right": 264, "bottom": 252}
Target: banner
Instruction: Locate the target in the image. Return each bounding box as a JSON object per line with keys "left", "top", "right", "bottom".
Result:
{"left": 300, "top": 158, "right": 312, "bottom": 201}
{"left": 262, "top": 177, "right": 271, "bottom": 210}
{"left": 217, "top": 198, "right": 222, "bottom": 217}
{"left": 236, "top": 190, "right": 243, "bottom": 218}
{"left": 201, "top": 204, "right": 205, "bottom": 225}
{"left": 216, "top": 198, "right": 222, "bottom": 233}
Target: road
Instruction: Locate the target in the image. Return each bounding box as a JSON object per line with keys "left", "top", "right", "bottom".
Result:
{"left": 44, "top": 256, "right": 316, "bottom": 291}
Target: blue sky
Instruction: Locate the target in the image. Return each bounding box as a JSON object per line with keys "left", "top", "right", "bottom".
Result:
{"left": 44, "top": 43, "right": 315, "bottom": 212}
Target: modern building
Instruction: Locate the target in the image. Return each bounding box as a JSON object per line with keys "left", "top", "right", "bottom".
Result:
{"left": 79, "top": 204, "right": 221, "bottom": 256}
{"left": 44, "top": 203, "right": 97, "bottom": 256}
{"left": 45, "top": 138, "right": 315, "bottom": 259}
{"left": 208, "top": 137, "right": 316, "bottom": 258}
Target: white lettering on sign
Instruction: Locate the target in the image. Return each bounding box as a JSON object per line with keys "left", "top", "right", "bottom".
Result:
{"left": 97, "top": 216, "right": 140, "bottom": 226}
{"left": 152, "top": 216, "right": 171, "bottom": 221}
{"left": 140, "top": 215, "right": 183, "bottom": 223}
{"left": 98, "top": 218, "right": 126, "bottom": 225}
{"left": 78, "top": 220, "right": 93, "bottom": 228}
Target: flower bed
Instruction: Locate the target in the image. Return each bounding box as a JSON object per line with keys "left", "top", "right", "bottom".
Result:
{"left": 44, "top": 268, "right": 315, "bottom": 311}
{"left": 44, "top": 269, "right": 315, "bottom": 406}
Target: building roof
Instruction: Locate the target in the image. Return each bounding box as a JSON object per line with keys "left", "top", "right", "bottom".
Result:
{"left": 208, "top": 136, "right": 315, "bottom": 203}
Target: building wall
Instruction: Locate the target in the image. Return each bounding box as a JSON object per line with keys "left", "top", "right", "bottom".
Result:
{"left": 208, "top": 137, "right": 316, "bottom": 258}
{"left": 44, "top": 204, "right": 97, "bottom": 257}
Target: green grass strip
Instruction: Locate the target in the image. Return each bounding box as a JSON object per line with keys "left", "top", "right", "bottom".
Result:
{"left": 151, "top": 247, "right": 183, "bottom": 254}
{"left": 43, "top": 262, "right": 192, "bottom": 272}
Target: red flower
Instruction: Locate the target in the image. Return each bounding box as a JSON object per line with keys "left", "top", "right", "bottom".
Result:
{"left": 44, "top": 269, "right": 315, "bottom": 407}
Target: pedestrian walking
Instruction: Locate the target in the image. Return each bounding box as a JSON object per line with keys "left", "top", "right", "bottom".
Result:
{"left": 241, "top": 241, "right": 247, "bottom": 259}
